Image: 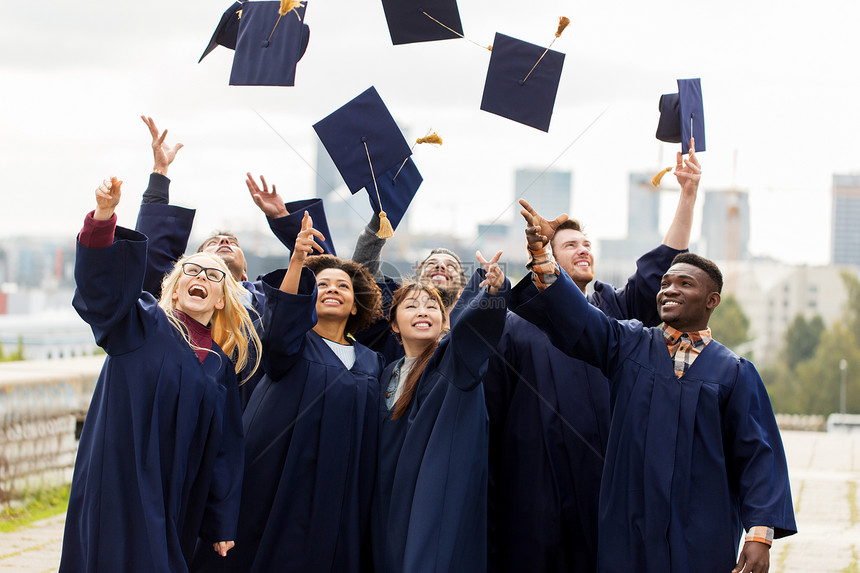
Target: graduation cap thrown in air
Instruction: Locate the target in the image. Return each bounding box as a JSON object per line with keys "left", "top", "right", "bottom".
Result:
{"left": 380, "top": 0, "right": 464, "bottom": 45}
{"left": 229, "top": 0, "right": 310, "bottom": 87}
{"left": 656, "top": 78, "right": 706, "bottom": 154}
{"left": 365, "top": 158, "right": 423, "bottom": 233}
{"left": 199, "top": 1, "right": 244, "bottom": 63}
{"left": 313, "top": 87, "right": 415, "bottom": 238}
{"left": 480, "top": 30, "right": 566, "bottom": 132}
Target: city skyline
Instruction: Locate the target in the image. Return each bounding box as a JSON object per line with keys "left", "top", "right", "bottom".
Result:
{"left": 3, "top": 0, "right": 860, "bottom": 268}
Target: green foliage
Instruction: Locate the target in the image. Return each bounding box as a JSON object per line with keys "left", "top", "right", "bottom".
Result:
{"left": 0, "top": 336, "right": 25, "bottom": 362}
{"left": 0, "top": 484, "right": 71, "bottom": 532}
{"left": 781, "top": 315, "right": 825, "bottom": 370}
{"left": 844, "top": 271, "right": 860, "bottom": 344}
{"left": 764, "top": 271, "right": 860, "bottom": 415}
{"left": 708, "top": 294, "right": 750, "bottom": 353}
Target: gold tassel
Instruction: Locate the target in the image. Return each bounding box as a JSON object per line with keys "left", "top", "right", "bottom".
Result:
{"left": 556, "top": 17, "right": 571, "bottom": 37}
{"left": 651, "top": 167, "right": 672, "bottom": 187}
{"left": 416, "top": 132, "right": 443, "bottom": 146}
{"left": 377, "top": 211, "right": 395, "bottom": 239}
{"left": 279, "top": 0, "right": 303, "bottom": 16}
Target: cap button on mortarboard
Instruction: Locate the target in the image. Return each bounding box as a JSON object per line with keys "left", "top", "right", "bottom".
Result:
{"left": 261, "top": 40, "right": 270, "bottom": 48}
{"left": 517, "top": 79, "right": 524, "bottom": 86}
{"left": 361, "top": 136, "right": 368, "bottom": 142}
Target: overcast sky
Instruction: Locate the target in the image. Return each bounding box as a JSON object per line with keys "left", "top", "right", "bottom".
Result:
{"left": 3, "top": 0, "right": 859, "bottom": 266}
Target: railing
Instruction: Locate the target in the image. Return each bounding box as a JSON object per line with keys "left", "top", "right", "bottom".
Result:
{"left": 0, "top": 356, "right": 102, "bottom": 503}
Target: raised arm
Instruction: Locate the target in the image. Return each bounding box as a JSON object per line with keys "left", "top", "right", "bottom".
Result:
{"left": 141, "top": 115, "right": 184, "bottom": 185}
{"left": 74, "top": 178, "right": 151, "bottom": 354}
{"left": 662, "top": 137, "right": 701, "bottom": 250}
{"left": 135, "top": 117, "right": 195, "bottom": 297}
{"left": 246, "top": 173, "right": 288, "bottom": 218}
{"left": 442, "top": 251, "right": 511, "bottom": 391}
{"left": 352, "top": 214, "right": 386, "bottom": 279}
{"left": 280, "top": 211, "right": 325, "bottom": 294}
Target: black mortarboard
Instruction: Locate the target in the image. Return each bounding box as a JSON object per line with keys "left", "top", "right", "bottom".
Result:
{"left": 480, "top": 32, "right": 565, "bottom": 132}
{"left": 380, "top": 0, "right": 464, "bottom": 45}
{"left": 229, "top": 1, "right": 310, "bottom": 87}
{"left": 365, "top": 158, "right": 423, "bottom": 232}
{"left": 312, "top": 86, "right": 412, "bottom": 194}
{"left": 656, "top": 78, "right": 705, "bottom": 154}
{"left": 199, "top": 1, "right": 244, "bottom": 63}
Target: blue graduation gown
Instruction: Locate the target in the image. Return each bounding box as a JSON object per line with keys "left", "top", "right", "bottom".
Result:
{"left": 191, "top": 267, "right": 383, "bottom": 573}
{"left": 134, "top": 194, "right": 303, "bottom": 409}
{"left": 373, "top": 271, "right": 510, "bottom": 573}
{"left": 61, "top": 227, "right": 244, "bottom": 573}
{"left": 514, "top": 269, "right": 797, "bottom": 573}
{"left": 484, "top": 244, "right": 680, "bottom": 573}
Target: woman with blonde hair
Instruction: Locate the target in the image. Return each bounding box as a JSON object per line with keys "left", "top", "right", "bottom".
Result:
{"left": 60, "top": 176, "right": 260, "bottom": 573}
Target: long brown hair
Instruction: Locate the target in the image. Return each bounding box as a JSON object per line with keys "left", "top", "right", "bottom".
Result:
{"left": 389, "top": 282, "right": 448, "bottom": 420}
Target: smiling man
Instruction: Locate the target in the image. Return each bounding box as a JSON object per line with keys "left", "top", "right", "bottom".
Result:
{"left": 197, "top": 233, "right": 248, "bottom": 282}
{"left": 514, "top": 242, "right": 797, "bottom": 573}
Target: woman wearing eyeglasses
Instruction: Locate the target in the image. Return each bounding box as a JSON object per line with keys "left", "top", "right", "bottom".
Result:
{"left": 60, "top": 177, "right": 261, "bottom": 573}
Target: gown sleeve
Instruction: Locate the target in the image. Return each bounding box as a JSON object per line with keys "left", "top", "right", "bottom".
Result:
{"left": 73, "top": 224, "right": 154, "bottom": 356}
{"left": 513, "top": 268, "right": 640, "bottom": 381}
{"left": 589, "top": 243, "right": 682, "bottom": 325}
{"left": 444, "top": 269, "right": 511, "bottom": 391}
{"left": 258, "top": 267, "right": 319, "bottom": 380}
{"left": 722, "top": 358, "right": 797, "bottom": 538}
{"left": 134, "top": 174, "right": 196, "bottom": 299}
{"left": 199, "top": 367, "right": 245, "bottom": 542}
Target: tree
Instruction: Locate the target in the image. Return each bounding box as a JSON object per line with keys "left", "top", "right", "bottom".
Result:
{"left": 842, "top": 270, "right": 860, "bottom": 344}
{"left": 792, "top": 324, "right": 860, "bottom": 415}
{"left": 781, "top": 314, "right": 825, "bottom": 370}
{"left": 708, "top": 294, "right": 750, "bottom": 353}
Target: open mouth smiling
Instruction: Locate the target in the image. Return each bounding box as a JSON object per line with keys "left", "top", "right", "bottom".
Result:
{"left": 189, "top": 285, "right": 208, "bottom": 300}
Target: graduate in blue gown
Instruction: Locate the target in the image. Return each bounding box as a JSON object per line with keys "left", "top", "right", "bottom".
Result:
{"left": 134, "top": 116, "right": 325, "bottom": 408}
{"left": 514, "top": 212, "right": 796, "bottom": 573}
{"left": 485, "top": 142, "right": 701, "bottom": 573}
{"left": 191, "top": 212, "right": 383, "bottom": 572}
{"left": 61, "top": 176, "right": 261, "bottom": 572}
{"left": 373, "top": 251, "right": 510, "bottom": 573}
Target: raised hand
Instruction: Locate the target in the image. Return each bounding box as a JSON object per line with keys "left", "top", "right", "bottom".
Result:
{"left": 519, "top": 199, "right": 568, "bottom": 250}
{"left": 674, "top": 137, "right": 702, "bottom": 197}
{"left": 141, "top": 115, "right": 184, "bottom": 174}
{"left": 212, "top": 540, "right": 235, "bottom": 557}
{"left": 281, "top": 211, "right": 325, "bottom": 294}
{"left": 246, "top": 173, "right": 288, "bottom": 218}
{"left": 292, "top": 211, "right": 325, "bottom": 262}
{"left": 94, "top": 176, "right": 123, "bottom": 221}
{"left": 476, "top": 250, "right": 505, "bottom": 295}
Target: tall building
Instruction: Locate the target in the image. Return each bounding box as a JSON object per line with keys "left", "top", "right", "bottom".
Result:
{"left": 700, "top": 188, "right": 750, "bottom": 262}
{"left": 600, "top": 172, "right": 664, "bottom": 270}
{"left": 831, "top": 174, "right": 860, "bottom": 267}
{"left": 514, "top": 168, "right": 571, "bottom": 221}
{"left": 314, "top": 138, "right": 340, "bottom": 199}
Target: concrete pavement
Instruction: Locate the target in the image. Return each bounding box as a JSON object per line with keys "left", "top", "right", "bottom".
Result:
{"left": 2, "top": 430, "right": 857, "bottom": 572}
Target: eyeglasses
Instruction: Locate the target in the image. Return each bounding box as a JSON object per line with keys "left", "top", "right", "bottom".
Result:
{"left": 181, "top": 262, "right": 226, "bottom": 283}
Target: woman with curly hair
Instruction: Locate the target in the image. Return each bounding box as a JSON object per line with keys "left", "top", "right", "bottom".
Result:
{"left": 61, "top": 177, "right": 260, "bottom": 572}
{"left": 193, "top": 212, "right": 383, "bottom": 573}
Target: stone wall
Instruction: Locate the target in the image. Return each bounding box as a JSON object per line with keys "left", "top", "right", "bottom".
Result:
{"left": 0, "top": 356, "right": 102, "bottom": 501}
